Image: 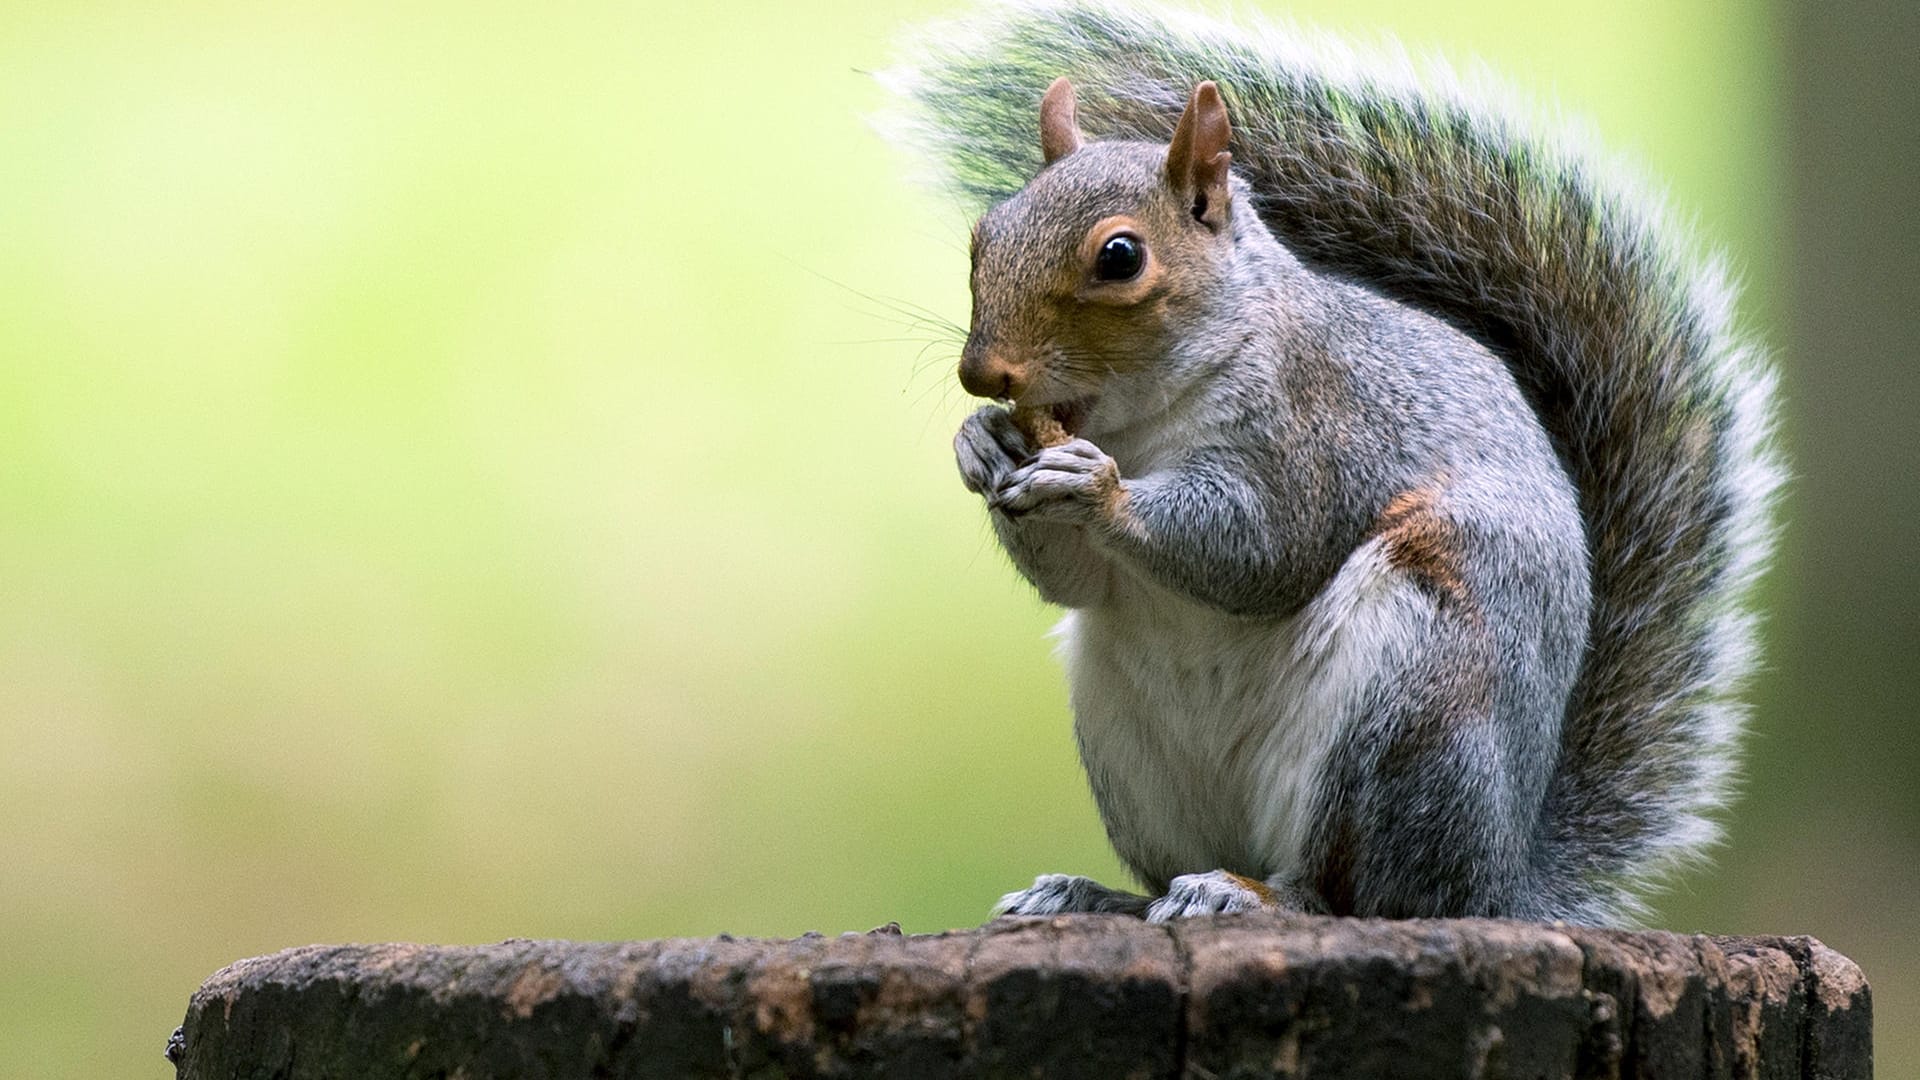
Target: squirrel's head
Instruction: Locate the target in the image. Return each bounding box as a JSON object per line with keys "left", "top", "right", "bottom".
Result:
{"left": 958, "top": 78, "right": 1240, "bottom": 434}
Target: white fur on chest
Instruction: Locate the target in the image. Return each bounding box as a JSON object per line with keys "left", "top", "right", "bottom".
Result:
{"left": 1057, "top": 539, "right": 1435, "bottom": 886}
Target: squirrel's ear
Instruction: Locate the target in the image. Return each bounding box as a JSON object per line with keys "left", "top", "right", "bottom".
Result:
{"left": 1166, "top": 81, "right": 1232, "bottom": 230}
{"left": 1039, "top": 77, "right": 1084, "bottom": 165}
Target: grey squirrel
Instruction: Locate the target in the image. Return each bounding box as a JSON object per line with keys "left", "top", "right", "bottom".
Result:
{"left": 886, "top": 0, "right": 1780, "bottom": 925}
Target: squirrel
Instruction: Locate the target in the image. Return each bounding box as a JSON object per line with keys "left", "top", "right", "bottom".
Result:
{"left": 883, "top": 0, "right": 1780, "bottom": 925}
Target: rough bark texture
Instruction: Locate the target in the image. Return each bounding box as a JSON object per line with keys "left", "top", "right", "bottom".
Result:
{"left": 169, "top": 914, "right": 1870, "bottom": 1079}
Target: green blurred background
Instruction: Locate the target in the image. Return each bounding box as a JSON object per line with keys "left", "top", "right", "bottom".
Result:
{"left": 2, "top": 1, "right": 1913, "bottom": 1076}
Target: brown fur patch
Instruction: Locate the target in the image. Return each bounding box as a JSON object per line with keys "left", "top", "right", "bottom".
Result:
{"left": 1374, "top": 485, "right": 1471, "bottom": 607}
{"left": 1372, "top": 482, "right": 1499, "bottom": 782}
{"left": 1101, "top": 477, "right": 1145, "bottom": 539}
{"left": 1222, "top": 872, "right": 1279, "bottom": 907}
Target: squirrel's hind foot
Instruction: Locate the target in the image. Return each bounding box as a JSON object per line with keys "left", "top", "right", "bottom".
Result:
{"left": 1143, "top": 870, "right": 1322, "bottom": 922}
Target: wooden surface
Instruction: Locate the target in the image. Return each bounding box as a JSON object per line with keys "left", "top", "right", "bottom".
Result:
{"left": 168, "top": 914, "right": 1871, "bottom": 1079}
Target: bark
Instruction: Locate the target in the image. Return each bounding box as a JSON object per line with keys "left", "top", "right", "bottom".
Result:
{"left": 168, "top": 914, "right": 1871, "bottom": 1079}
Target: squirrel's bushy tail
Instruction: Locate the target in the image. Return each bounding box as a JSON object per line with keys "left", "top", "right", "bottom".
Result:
{"left": 885, "top": 0, "right": 1781, "bottom": 924}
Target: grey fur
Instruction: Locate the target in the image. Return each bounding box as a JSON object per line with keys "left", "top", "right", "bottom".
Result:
{"left": 897, "top": 0, "right": 1781, "bottom": 926}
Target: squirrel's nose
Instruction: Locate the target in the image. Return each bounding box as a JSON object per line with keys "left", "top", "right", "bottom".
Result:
{"left": 959, "top": 338, "right": 1029, "bottom": 400}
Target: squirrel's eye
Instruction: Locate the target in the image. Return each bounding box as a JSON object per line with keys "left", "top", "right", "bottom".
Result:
{"left": 1094, "top": 234, "right": 1144, "bottom": 281}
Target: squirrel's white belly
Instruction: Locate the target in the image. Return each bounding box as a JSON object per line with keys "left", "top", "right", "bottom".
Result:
{"left": 1057, "top": 540, "right": 1437, "bottom": 886}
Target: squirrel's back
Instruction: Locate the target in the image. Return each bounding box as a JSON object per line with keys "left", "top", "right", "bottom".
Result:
{"left": 888, "top": 0, "right": 1781, "bottom": 923}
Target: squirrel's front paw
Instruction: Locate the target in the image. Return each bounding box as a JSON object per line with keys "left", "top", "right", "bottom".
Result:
{"left": 990, "top": 439, "right": 1124, "bottom": 525}
{"left": 955, "top": 406, "right": 1031, "bottom": 495}
{"left": 991, "top": 873, "right": 1150, "bottom": 918}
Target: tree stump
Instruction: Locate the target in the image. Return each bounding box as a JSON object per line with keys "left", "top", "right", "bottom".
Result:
{"left": 167, "top": 914, "right": 1870, "bottom": 1079}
